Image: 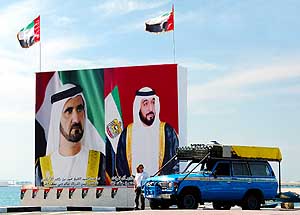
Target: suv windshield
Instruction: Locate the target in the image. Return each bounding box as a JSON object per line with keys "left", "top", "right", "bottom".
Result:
{"left": 181, "top": 159, "right": 217, "bottom": 173}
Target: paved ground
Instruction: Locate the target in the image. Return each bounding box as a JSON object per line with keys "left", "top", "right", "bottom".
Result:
{"left": 3, "top": 206, "right": 300, "bottom": 215}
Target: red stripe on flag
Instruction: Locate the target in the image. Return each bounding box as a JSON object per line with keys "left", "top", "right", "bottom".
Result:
{"left": 167, "top": 6, "right": 174, "bottom": 31}
{"left": 34, "top": 16, "right": 40, "bottom": 42}
{"left": 36, "top": 72, "right": 54, "bottom": 113}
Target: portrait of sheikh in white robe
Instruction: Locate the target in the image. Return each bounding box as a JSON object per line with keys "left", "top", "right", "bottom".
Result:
{"left": 35, "top": 84, "right": 106, "bottom": 187}
{"left": 116, "top": 87, "right": 179, "bottom": 177}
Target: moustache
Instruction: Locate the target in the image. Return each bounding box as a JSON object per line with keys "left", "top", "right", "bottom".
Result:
{"left": 70, "top": 123, "right": 83, "bottom": 134}
{"left": 146, "top": 112, "right": 155, "bottom": 117}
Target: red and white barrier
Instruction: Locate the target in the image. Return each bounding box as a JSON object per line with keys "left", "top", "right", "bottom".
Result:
{"left": 20, "top": 186, "right": 142, "bottom": 207}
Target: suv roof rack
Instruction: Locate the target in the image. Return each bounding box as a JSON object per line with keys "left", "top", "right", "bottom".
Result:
{"left": 177, "top": 143, "right": 282, "bottom": 162}
{"left": 176, "top": 144, "right": 222, "bottom": 160}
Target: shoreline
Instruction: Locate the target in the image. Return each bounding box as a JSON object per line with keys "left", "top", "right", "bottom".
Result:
{"left": 281, "top": 187, "right": 300, "bottom": 194}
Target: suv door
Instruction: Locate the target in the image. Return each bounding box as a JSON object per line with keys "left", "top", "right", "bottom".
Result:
{"left": 231, "top": 161, "right": 251, "bottom": 200}
{"left": 204, "top": 161, "right": 233, "bottom": 201}
{"left": 248, "top": 161, "right": 278, "bottom": 199}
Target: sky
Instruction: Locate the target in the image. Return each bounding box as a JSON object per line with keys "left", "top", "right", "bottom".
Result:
{"left": 0, "top": 0, "right": 299, "bottom": 182}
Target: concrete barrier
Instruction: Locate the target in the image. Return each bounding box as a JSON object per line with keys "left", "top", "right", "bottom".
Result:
{"left": 0, "top": 206, "right": 124, "bottom": 213}
{"left": 41, "top": 206, "right": 67, "bottom": 212}
{"left": 21, "top": 186, "right": 146, "bottom": 207}
{"left": 0, "top": 207, "right": 7, "bottom": 213}
{"left": 92, "top": 206, "right": 116, "bottom": 212}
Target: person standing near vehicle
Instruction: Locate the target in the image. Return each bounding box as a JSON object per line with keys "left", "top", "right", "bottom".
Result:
{"left": 134, "top": 164, "right": 148, "bottom": 210}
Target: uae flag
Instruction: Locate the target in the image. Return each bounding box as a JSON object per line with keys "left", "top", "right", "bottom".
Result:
{"left": 17, "top": 16, "right": 40, "bottom": 48}
{"left": 145, "top": 6, "right": 174, "bottom": 33}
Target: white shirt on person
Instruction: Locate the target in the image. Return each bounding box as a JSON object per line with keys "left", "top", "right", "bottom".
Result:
{"left": 134, "top": 171, "right": 148, "bottom": 187}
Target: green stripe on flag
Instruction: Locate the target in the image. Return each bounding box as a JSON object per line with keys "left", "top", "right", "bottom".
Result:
{"left": 20, "top": 20, "right": 34, "bottom": 32}
{"left": 58, "top": 69, "right": 105, "bottom": 140}
{"left": 111, "top": 86, "right": 122, "bottom": 118}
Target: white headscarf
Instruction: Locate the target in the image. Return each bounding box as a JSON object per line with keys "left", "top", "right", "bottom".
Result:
{"left": 46, "top": 83, "right": 104, "bottom": 155}
{"left": 132, "top": 87, "right": 160, "bottom": 128}
{"left": 131, "top": 87, "right": 161, "bottom": 175}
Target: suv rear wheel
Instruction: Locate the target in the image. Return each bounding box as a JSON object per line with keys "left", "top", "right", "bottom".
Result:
{"left": 242, "top": 193, "right": 261, "bottom": 210}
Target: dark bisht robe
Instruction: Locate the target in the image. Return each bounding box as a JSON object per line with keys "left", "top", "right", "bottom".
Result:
{"left": 116, "top": 122, "right": 179, "bottom": 177}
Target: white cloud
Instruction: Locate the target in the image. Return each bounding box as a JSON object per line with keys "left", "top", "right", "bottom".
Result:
{"left": 188, "top": 105, "right": 237, "bottom": 116}
{"left": 50, "top": 15, "right": 76, "bottom": 27}
{"left": 179, "top": 59, "right": 219, "bottom": 72}
{"left": 0, "top": 0, "right": 39, "bottom": 41}
{"left": 275, "top": 85, "right": 300, "bottom": 95}
{"left": 42, "top": 56, "right": 131, "bottom": 72}
{"left": 43, "top": 36, "right": 92, "bottom": 58}
{"left": 0, "top": 111, "right": 34, "bottom": 121}
{"left": 0, "top": 67, "right": 34, "bottom": 121}
{"left": 175, "top": 10, "right": 203, "bottom": 25}
{"left": 94, "top": 0, "right": 170, "bottom": 16}
{"left": 113, "top": 20, "right": 143, "bottom": 34}
{"left": 189, "top": 62, "right": 300, "bottom": 103}
{"left": 0, "top": 54, "right": 28, "bottom": 73}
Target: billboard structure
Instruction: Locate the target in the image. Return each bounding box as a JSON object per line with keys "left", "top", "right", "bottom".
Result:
{"left": 35, "top": 64, "right": 187, "bottom": 187}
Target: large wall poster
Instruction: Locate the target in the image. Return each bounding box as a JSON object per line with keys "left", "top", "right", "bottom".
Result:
{"left": 35, "top": 64, "right": 186, "bottom": 187}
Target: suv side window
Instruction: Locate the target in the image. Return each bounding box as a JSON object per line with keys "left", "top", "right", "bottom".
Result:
{"left": 248, "top": 162, "right": 272, "bottom": 177}
{"left": 232, "top": 162, "right": 250, "bottom": 176}
{"left": 214, "top": 162, "right": 230, "bottom": 176}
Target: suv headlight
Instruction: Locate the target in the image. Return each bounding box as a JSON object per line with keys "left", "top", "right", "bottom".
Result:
{"left": 146, "top": 181, "right": 155, "bottom": 186}
{"left": 158, "top": 181, "right": 174, "bottom": 189}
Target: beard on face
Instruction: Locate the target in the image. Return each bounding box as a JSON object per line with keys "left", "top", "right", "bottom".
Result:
{"left": 60, "top": 122, "right": 84, "bottom": 143}
{"left": 139, "top": 110, "right": 155, "bottom": 126}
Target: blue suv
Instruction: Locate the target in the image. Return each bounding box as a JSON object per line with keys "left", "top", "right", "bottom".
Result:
{"left": 143, "top": 144, "right": 281, "bottom": 210}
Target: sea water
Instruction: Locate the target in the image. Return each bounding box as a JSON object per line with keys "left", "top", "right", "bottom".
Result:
{"left": 0, "top": 186, "right": 21, "bottom": 206}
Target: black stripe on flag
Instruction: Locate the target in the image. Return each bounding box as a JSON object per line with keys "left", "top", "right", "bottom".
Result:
{"left": 145, "top": 21, "right": 168, "bottom": 33}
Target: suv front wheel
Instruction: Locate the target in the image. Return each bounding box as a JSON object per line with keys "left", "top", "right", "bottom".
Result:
{"left": 178, "top": 192, "right": 198, "bottom": 209}
{"left": 149, "top": 200, "right": 170, "bottom": 210}
{"left": 149, "top": 199, "right": 159, "bottom": 209}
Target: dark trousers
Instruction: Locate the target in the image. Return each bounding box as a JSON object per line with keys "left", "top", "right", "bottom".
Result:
{"left": 135, "top": 187, "right": 145, "bottom": 210}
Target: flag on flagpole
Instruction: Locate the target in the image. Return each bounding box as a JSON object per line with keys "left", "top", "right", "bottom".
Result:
{"left": 17, "top": 16, "right": 40, "bottom": 48}
{"left": 145, "top": 5, "right": 174, "bottom": 33}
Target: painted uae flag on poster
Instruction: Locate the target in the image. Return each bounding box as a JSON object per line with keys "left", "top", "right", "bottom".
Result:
{"left": 105, "top": 86, "right": 123, "bottom": 153}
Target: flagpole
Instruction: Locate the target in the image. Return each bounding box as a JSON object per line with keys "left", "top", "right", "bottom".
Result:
{"left": 39, "top": 40, "right": 41, "bottom": 72}
{"left": 172, "top": 29, "right": 176, "bottom": 64}
{"left": 172, "top": 4, "right": 176, "bottom": 64}
{"left": 39, "top": 15, "right": 41, "bottom": 72}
